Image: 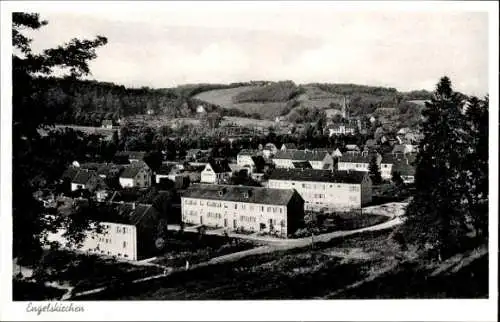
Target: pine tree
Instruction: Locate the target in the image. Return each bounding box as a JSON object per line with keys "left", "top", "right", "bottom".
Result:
{"left": 401, "top": 76, "right": 471, "bottom": 258}
{"left": 368, "top": 155, "right": 382, "bottom": 185}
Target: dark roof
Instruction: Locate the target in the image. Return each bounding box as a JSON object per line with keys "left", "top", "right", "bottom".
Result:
{"left": 339, "top": 154, "right": 372, "bottom": 163}
{"left": 273, "top": 150, "right": 329, "bottom": 162}
{"left": 97, "top": 164, "right": 123, "bottom": 177}
{"left": 72, "top": 170, "right": 94, "bottom": 184}
{"left": 182, "top": 184, "right": 300, "bottom": 206}
{"left": 391, "top": 145, "right": 408, "bottom": 154}
{"left": 79, "top": 162, "right": 102, "bottom": 171}
{"left": 207, "top": 160, "right": 231, "bottom": 173}
{"left": 102, "top": 120, "right": 113, "bottom": 126}
{"left": 268, "top": 168, "right": 367, "bottom": 184}
{"left": 157, "top": 164, "right": 174, "bottom": 175}
{"left": 186, "top": 149, "right": 201, "bottom": 155}
{"left": 62, "top": 167, "right": 79, "bottom": 181}
{"left": 393, "top": 161, "right": 416, "bottom": 176}
{"left": 292, "top": 161, "right": 312, "bottom": 169}
{"left": 365, "top": 139, "right": 377, "bottom": 147}
{"left": 120, "top": 166, "right": 143, "bottom": 178}
{"left": 381, "top": 154, "right": 404, "bottom": 164}
{"left": 94, "top": 202, "right": 158, "bottom": 226}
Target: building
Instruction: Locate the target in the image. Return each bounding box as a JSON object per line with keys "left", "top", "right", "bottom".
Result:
{"left": 155, "top": 164, "right": 174, "bottom": 184}
{"left": 101, "top": 119, "right": 113, "bottom": 129}
{"left": 392, "top": 158, "right": 417, "bottom": 184}
{"left": 338, "top": 153, "right": 381, "bottom": 173}
{"left": 263, "top": 143, "right": 278, "bottom": 159}
{"left": 200, "top": 160, "right": 232, "bottom": 184}
{"left": 392, "top": 144, "right": 417, "bottom": 156}
{"left": 328, "top": 124, "right": 356, "bottom": 136}
{"left": 70, "top": 170, "right": 105, "bottom": 192}
{"left": 345, "top": 144, "right": 360, "bottom": 153}
{"left": 181, "top": 184, "right": 305, "bottom": 238}
{"left": 119, "top": 164, "right": 152, "bottom": 188}
{"left": 46, "top": 202, "right": 164, "bottom": 261}
{"left": 272, "top": 150, "right": 333, "bottom": 170}
{"left": 236, "top": 149, "right": 260, "bottom": 167}
{"left": 267, "top": 168, "right": 372, "bottom": 211}
{"left": 379, "top": 154, "right": 402, "bottom": 180}
{"left": 280, "top": 143, "right": 297, "bottom": 151}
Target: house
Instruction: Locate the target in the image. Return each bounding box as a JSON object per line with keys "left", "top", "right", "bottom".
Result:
{"left": 379, "top": 154, "right": 403, "bottom": 180}
{"left": 327, "top": 123, "right": 356, "bottom": 136}
{"left": 331, "top": 148, "right": 343, "bottom": 158}
{"left": 71, "top": 170, "right": 104, "bottom": 192}
{"left": 393, "top": 159, "right": 416, "bottom": 184}
{"left": 181, "top": 184, "right": 305, "bottom": 238}
{"left": 280, "top": 143, "right": 297, "bottom": 151}
{"left": 338, "top": 153, "right": 381, "bottom": 173}
{"left": 101, "top": 119, "right": 113, "bottom": 129}
{"left": 119, "top": 164, "right": 152, "bottom": 188}
{"left": 155, "top": 164, "right": 174, "bottom": 184}
{"left": 267, "top": 168, "right": 372, "bottom": 211}
{"left": 46, "top": 202, "right": 164, "bottom": 261}
{"left": 236, "top": 149, "right": 260, "bottom": 167}
{"left": 263, "top": 143, "right": 278, "bottom": 159}
{"left": 201, "top": 160, "right": 232, "bottom": 184}
{"left": 272, "top": 150, "right": 333, "bottom": 170}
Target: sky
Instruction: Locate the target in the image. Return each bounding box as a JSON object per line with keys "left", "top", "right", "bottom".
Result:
{"left": 24, "top": 2, "right": 490, "bottom": 95}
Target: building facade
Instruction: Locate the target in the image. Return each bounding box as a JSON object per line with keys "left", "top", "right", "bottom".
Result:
{"left": 119, "top": 165, "right": 152, "bottom": 188}
{"left": 181, "top": 184, "right": 305, "bottom": 238}
{"left": 267, "top": 169, "right": 372, "bottom": 211}
{"left": 200, "top": 161, "right": 232, "bottom": 184}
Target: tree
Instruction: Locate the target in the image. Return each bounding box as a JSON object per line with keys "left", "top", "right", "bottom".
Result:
{"left": 12, "top": 12, "right": 107, "bottom": 265}
{"left": 391, "top": 171, "right": 404, "bottom": 187}
{"left": 368, "top": 155, "right": 382, "bottom": 185}
{"left": 401, "top": 76, "right": 474, "bottom": 259}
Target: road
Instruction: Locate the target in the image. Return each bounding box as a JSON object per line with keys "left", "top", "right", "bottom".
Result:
{"left": 69, "top": 204, "right": 405, "bottom": 300}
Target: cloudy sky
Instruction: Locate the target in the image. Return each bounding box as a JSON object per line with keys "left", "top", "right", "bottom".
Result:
{"left": 25, "top": 2, "right": 489, "bottom": 95}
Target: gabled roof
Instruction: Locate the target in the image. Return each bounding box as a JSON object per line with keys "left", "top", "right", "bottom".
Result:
{"left": 206, "top": 160, "right": 231, "bottom": 173}
{"left": 120, "top": 166, "right": 143, "bottom": 179}
{"left": 62, "top": 167, "right": 79, "bottom": 181}
{"left": 251, "top": 155, "right": 266, "bottom": 168}
{"left": 269, "top": 168, "right": 367, "bottom": 184}
{"left": 186, "top": 149, "right": 201, "bottom": 155}
{"left": 339, "top": 154, "right": 372, "bottom": 163}
{"left": 115, "top": 151, "right": 146, "bottom": 161}
{"left": 94, "top": 202, "right": 159, "bottom": 227}
{"left": 157, "top": 163, "right": 174, "bottom": 175}
{"left": 345, "top": 144, "right": 360, "bottom": 151}
{"left": 102, "top": 119, "right": 113, "bottom": 126}
{"left": 381, "top": 154, "right": 404, "bottom": 165}
{"left": 182, "top": 184, "right": 301, "bottom": 206}
{"left": 72, "top": 170, "right": 94, "bottom": 184}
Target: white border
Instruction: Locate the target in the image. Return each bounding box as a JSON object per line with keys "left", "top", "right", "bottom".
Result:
{"left": 1, "top": 1, "right": 498, "bottom": 321}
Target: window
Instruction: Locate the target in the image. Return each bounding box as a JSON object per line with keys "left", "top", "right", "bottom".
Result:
{"left": 123, "top": 241, "right": 127, "bottom": 248}
{"left": 234, "top": 204, "right": 238, "bottom": 210}
{"left": 116, "top": 226, "right": 121, "bottom": 234}
{"left": 267, "top": 207, "right": 271, "bottom": 212}
{"left": 261, "top": 206, "right": 264, "bottom": 211}
{"left": 123, "top": 227, "right": 127, "bottom": 234}
{"left": 279, "top": 208, "right": 282, "bottom": 213}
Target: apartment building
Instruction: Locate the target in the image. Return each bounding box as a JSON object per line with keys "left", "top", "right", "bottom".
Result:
{"left": 267, "top": 168, "right": 372, "bottom": 211}
{"left": 181, "top": 184, "right": 305, "bottom": 238}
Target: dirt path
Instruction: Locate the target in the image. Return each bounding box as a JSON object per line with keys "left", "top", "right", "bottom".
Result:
{"left": 68, "top": 210, "right": 403, "bottom": 300}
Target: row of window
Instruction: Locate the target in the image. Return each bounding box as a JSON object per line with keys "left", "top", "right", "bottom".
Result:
{"left": 185, "top": 200, "right": 284, "bottom": 213}
{"left": 270, "top": 181, "right": 360, "bottom": 192}
{"left": 88, "top": 248, "right": 129, "bottom": 258}
{"left": 207, "top": 212, "right": 222, "bottom": 219}
{"left": 116, "top": 226, "right": 128, "bottom": 234}
{"left": 240, "top": 215, "right": 256, "bottom": 223}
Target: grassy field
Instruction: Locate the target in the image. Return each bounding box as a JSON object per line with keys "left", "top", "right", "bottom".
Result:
{"left": 74, "top": 227, "right": 488, "bottom": 301}
{"left": 152, "top": 232, "right": 258, "bottom": 268}
{"left": 194, "top": 86, "right": 292, "bottom": 120}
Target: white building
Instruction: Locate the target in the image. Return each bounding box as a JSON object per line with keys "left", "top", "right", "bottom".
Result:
{"left": 200, "top": 161, "right": 232, "bottom": 184}
{"left": 272, "top": 150, "right": 333, "bottom": 170}
{"left": 181, "top": 184, "right": 305, "bottom": 238}
{"left": 119, "top": 164, "right": 152, "bottom": 188}
{"left": 70, "top": 170, "right": 104, "bottom": 192}
{"left": 46, "top": 202, "right": 163, "bottom": 261}
{"left": 338, "top": 153, "right": 381, "bottom": 173}
{"left": 267, "top": 168, "right": 372, "bottom": 211}
{"left": 328, "top": 124, "right": 356, "bottom": 136}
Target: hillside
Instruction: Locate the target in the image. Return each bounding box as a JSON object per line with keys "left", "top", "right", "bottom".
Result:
{"left": 194, "top": 82, "right": 433, "bottom": 127}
